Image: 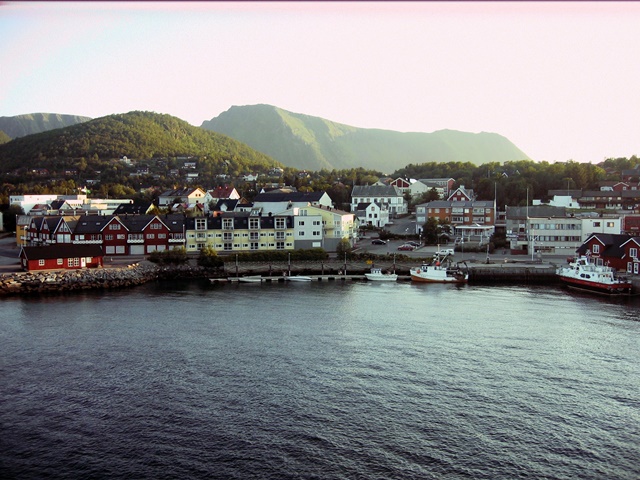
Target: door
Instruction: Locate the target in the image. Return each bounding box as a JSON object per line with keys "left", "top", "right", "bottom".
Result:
{"left": 81, "top": 257, "right": 86, "bottom": 268}
{"left": 130, "top": 245, "right": 144, "bottom": 255}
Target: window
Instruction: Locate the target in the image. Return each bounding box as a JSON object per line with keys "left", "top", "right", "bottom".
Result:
{"left": 250, "top": 242, "right": 259, "bottom": 250}
{"left": 39, "top": 259, "right": 45, "bottom": 266}
{"left": 105, "top": 234, "right": 113, "bottom": 241}
{"left": 275, "top": 232, "right": 285, "bottom": 240}
{"left": 276, "top": 241, "right": 285, "bottom": 250}
{"left": 275, "top": 217, "right": 286, "bottom": 229}
{"left": 222, "top": 218, "right": 233, "bottom": 230}
{"left": 158, "top": 234, "right": 166, "bottom": 239}
{"left": 630, "top": 247, "right": 638, "bottom": 259}
{"left": 57, "top": 258, "right": 63, "bottom": 265}
{"left": 299, "top": 221, "right": 305, "bottom": 226}
{"left": 223, "top": 242, "right": 233, "bottom": 251}
{"left": 249, "top": 218, "right": 260, "bottom": 230}
{"left": 151, "top": 223, "right": 162, "bottom": 230}
{"left": 195, "top": 218, "right": 207, "bottom": 230}
{"left": 109, "top": 223, "right": 121, "bottom": 230}
{"left": 592, "top": 244, "right": 600, "bottom": 254}
{"left": 117, "top": 234, "right": 125, "bottom": 240}
{"left": 223, "top": 232, "right": 233, "bottom": 241}
{"left": 250, "top": 232, "right": 259, "bottom": 240}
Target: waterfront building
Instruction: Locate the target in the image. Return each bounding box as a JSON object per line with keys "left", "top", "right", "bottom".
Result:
{"left": 415, "top": 200, "right": 496, "bottom": 242}
{"left": 291, "top": 205, "right": 356, "bottom": 251}
{"left": 184, "top": 212, "right": 295, "bottom": 253}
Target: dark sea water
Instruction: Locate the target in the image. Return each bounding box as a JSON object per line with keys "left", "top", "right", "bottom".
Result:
{"left": 1, "top": 280, "right": 639, "bottom": 480}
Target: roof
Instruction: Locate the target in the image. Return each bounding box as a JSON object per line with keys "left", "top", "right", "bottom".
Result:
{"left": 505, "top": 206, "right": 567, "bottom": 219}
{"left": 21, "top": 244, "right": 104, "bottom": 260}
{"left": 73, "top": 215, "right": 116, "bottom": 234}
{"left": 208, "top": 186, "right": 237, "bottom": 198}
{"left": 577, "top": 233, "right": 632, "bottom": 258}
{"left": 253, "top": 191, "right": 326, "bottom": 203}
{"left": 351, "top": 185, "right": 402, "bottom": 197}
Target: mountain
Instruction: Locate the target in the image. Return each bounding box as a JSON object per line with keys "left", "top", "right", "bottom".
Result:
{"left": 0, "top": 111, "right": 281, "bottom": 174}
{"left": 201, "top": 104, "right": 530, "bottom": 172}
{"left": 0, "top": 113, "right": 92, "bottom": 139}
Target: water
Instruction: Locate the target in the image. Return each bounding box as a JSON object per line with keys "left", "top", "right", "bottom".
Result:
{"left": 1, "top": 280, "right": 639, "bottom": 479}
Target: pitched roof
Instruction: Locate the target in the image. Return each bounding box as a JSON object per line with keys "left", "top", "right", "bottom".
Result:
{"left": 351, "top": 185, "right": 402, "bottom": 197}
{"left": 253, "top": 191, "right": 326, "bottom": 203}
{"left": 208, "top": 186, "right": 237, "bottom": 198}
{"left": 20, "top": 244, "right": 104, "bottom": 260}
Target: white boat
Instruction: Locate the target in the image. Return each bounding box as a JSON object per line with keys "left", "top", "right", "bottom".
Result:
{"left": 236, "top": 275, "right": 263, "bottom": 283}
{"left": 556, "top": 255, "right": 632, "bottom": 295}
{"left": 410, "top": 254, "right": 468, "bottom": 284}
{"left": 286, "top": 275, "right": 313, "bottom": 282}
{"left": 364, "top": 267, "right": 398, "bottom": 282}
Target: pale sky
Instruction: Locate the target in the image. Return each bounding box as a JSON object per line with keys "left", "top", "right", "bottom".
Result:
{"left": 1, "top": 1, "right": 639, "bottom": 165}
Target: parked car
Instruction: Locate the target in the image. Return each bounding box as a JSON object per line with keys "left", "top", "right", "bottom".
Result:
{"left": 436, "top": 248, "right": 455, "bottom": 256}
{"left": 371, "top": 239, "right": 387, "bottom": 245}
{"left": 397, "top": 244, "right": 415, "bottom": 251}
{"left": 406, "top": 241, "right": 421, "bottom": 247}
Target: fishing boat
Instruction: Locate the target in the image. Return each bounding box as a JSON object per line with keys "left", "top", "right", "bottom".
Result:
{"left": 410, "top": 254, "right": 468, "bottom": 284}
{"left": 556, "top": 255, "right": 632, "bottom": 295}
{"left": 364, "top": 267, "right": 398, "bottom": 282}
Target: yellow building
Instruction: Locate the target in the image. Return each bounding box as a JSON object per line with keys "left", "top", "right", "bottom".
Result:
{"left": 184, "top": 212, "right": 294, "bottom": 253}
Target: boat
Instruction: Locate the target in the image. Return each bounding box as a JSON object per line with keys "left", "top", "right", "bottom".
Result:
{"left": 286, "top": 275, "right": 313, "bottom": 282}
{"left": 236, "top": 275, "right": 263, "bottom": 283}
{"left": 556, "top": 255, "right": 632, "bottom": 295}
{"left": 364, "top": 267, "right": 398, "bottom": 282}
{"left": 410, "top": 254, "right": 468, "bottom": 283}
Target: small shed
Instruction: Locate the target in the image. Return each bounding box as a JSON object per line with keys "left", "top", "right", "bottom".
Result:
{"left": 20, "top": 245, "right": 104, "bottom": 272}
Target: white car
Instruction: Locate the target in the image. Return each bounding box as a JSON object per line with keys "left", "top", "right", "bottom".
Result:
{"left": 436, "top": 248, "right": 455, "bottom": 256}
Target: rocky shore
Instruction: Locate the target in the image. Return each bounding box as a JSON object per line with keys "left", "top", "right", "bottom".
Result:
{"left": 0, "top": 261, "right": 226, "bottom": 296}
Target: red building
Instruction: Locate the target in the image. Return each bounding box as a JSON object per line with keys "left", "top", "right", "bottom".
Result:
{"left": 20, "top": 245, "right": 104, "bottom": 272}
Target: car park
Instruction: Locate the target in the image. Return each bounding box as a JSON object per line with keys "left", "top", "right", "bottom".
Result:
{"left": 371, "top": 239, "right": 387, "bottom": 245}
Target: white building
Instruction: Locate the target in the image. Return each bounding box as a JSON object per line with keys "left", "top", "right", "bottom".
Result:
{"left": 350, "top": 185, "right": 407, "bottom": 216}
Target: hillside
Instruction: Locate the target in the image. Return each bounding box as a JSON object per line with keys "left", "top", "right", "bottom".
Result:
{"left": 0, "top": 111, "right": 281, "bottom": 175}
{"left": 0, "top": 113, "right": 92, "bottom": 139}
{"left": 201, "top": 104, "right": 530, "bottom": 172}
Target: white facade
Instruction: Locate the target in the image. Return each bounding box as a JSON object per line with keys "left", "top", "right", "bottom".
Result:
{"left": 351, "top": 185, "right": 407, "bottom": 216}
{"left": 580, "top": 216, "right": 621, "bottom": 242}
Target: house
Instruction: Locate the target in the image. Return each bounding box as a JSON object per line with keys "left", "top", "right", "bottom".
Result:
{"left": 576, "top": 233, "right": 634, "bottom": 272}
{"left": 408, "top": 178, "right": 455, "bottom": 200}
{"left": 447, "top": 185, "right": 476, "bottom": 202}
{"left": 354, "top": 202, "right": 389, "bottom": 228}
{"left": 350, "top": 185, "right": 407, "bottom": 216}
{"left": 157, "top": 188, "right": 207, "bottom": 209}
{"left": 20, "top": 244, "right": 103, "bottom": 272}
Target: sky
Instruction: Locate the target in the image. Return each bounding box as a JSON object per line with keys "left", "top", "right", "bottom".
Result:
{"left": 1, "top": 1, "right": 639, "bottom": 165}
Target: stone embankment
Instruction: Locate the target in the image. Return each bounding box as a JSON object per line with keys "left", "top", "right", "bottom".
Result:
{"left": 0, "top": 262, "right": 229, "bottom": 296}
{"left": 0, "top": 264, "right": 159, "bottom": 296}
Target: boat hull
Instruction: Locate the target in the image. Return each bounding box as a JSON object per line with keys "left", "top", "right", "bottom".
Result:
{"left": 410, "top": 273, "right": 467, "bottom": 283}
{"left": 558, "top": 275, "right": 632, "bottom": 295}
{"left": 364, "top": 273, "right": 398, "bottom": 282}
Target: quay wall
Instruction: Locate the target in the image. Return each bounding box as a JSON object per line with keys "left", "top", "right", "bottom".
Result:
{"left": 0, "top": 259, "right": 612, "bottom": 296}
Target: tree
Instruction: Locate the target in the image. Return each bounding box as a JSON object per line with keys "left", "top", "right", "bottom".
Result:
{"left": 421, "top": 217, "right": 439, "bottom": 245}
{"left": 335, "top": 238, "right": 352, "bottom": 257}
{"left": 2, "top": 204, "right": 25, "bottom": 232}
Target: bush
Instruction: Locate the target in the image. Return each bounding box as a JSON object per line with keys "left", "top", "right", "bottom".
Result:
{"left": 197, "top": 246, "right": 224, "bottom": 268}
{"left": 148, "top": 247, "right": 189, "bottom": 265}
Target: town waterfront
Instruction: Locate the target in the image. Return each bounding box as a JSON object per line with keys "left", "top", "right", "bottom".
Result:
{"left": 1, "top": 281, "right": 639, "bottom": 479}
